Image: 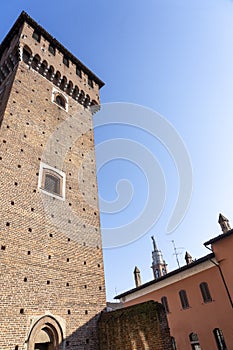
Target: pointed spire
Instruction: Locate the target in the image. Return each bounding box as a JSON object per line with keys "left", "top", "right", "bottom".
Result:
{"left": 151, "top": 236, "right": 157, "bottom": 251}
{"left": 218, "top": 213, "right": 231, "bottom": 233}
{"left": 185, "top": 251, "right": 193, "bottom": 265}
{"left": 151, "top": 236, "right": 168, "bottom": 279}
{"left": 134, "top": 266, "right": 141, "bottom": 287}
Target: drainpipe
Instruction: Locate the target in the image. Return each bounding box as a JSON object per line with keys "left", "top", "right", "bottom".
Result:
{"left": 205, "top": 244, "right": 233, "bottom": 308}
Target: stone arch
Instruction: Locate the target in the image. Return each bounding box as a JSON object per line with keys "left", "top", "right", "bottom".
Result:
{"left": 90, "top": 99, "right": 98, "bottom": 106}
{"left": 66, "top": 80, "right": 73, "bottom": 95}
{"left": 72, "top": 85, "right": 79, "bottom": 100}
{"left": 84, "top": 94, "right": 90, "bottom": 108}
{"left": 39, "top": 60, "right": 48, "bottom": 76}
{"left": 7, "top": 56, "right": 15, "bottom": 71}
{"left": 59, "top": 76, "right": 67, "bottom": 91}
{"left": 53, "top": 71, "right": 61, "bottom": 87}
{"left": 27, "top": 315, "right": 63, "bottom": 350}
{"left": 22, "top": 45, "right": 32, "bottom": 65}
{"left": 78, "top": 90, "right": 85, "bottom": 104}
{"left": 47, "top": 65, "right": 54, "bottom": 81}
{"left": 31, "top": 54, "right": 41, "bottom": 71}
{"left": 90, "top": 100, "right": 99, "bottom": 114}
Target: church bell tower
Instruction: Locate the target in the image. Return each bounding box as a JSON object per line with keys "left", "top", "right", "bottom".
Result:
{"left": 151, "top": 236, "right": 168, "bottom": 279}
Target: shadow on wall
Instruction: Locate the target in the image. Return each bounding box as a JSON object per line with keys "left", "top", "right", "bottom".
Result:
{"left": 30, "top": 301, "right": 172, "bottom": 350}
{"left": 97, "top": 301, "right": 173, "bottom": 350}
{"left": 60, "top": 312, "right": 103, "bottom": 350}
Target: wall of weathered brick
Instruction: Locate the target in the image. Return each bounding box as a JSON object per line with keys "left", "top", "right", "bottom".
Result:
{"left": 98, "top": 301, "right": 173, "bottom": 350}
{"left": 0, "top": 14, "right": 106, "bottom": 350}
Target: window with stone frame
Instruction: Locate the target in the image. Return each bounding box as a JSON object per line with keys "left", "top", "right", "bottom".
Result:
{"left": 38, "top": 163, "right": 66, "bottom": 200}
{"left": 55, "top": 94, "right": 66, "bottom": 109}
{"left": 52, "top": 88, "right": 68, "bottom": 112}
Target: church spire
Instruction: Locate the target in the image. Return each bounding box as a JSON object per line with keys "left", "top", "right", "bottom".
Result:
{"left": 151, "top": 236, "right": 168, "bottom": 279}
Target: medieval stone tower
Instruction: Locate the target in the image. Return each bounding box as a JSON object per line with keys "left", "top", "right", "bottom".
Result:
{"left": 0, "top": 12, "right": 106, "bottom": 350}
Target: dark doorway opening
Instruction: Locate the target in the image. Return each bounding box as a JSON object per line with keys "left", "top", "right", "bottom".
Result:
{"left": 34, "top": 343, "right": 50, "bottom": 350}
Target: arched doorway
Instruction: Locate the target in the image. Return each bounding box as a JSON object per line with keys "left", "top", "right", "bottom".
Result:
{"left": 27, "top": 316, "right": 63, "bottom": 350}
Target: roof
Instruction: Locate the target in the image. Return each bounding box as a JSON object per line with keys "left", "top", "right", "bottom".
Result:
{"left": 204, "top": 228, "right": 233, "bottom": 246}
{"left": 115, "top": 252, "right": 214, "bottom": 299}
{"left": 0, "top": 11, "right": 104, "bottom": 88}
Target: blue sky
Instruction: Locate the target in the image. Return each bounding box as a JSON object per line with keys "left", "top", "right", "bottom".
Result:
{"left": 1, "top": 1, "right": 233, "bottom": 301}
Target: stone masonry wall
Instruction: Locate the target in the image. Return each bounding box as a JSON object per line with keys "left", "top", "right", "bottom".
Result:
{"left": 0, "top": 15, "right": 106, "bottom": 350}
{"left": 98, "top": 301, "right": 173, "bottom": 350}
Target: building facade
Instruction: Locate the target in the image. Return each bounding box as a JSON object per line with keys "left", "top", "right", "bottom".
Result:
{"left": 116, "top": 215, "right": 233, "bottom": 350}
{"left": 0, "top": 12, "right": 106, "bottom": 350}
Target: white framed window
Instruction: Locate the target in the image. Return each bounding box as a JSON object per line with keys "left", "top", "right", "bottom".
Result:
{"left": 38, "top": 162, "right": 66, "bottom": 200}
{"left": 52, "top": 87, "right": 68, "bottom": 112}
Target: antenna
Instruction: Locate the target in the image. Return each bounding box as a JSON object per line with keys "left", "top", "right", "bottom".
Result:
{"left": 171, "top": 240, "right": 184, "bottom": 268}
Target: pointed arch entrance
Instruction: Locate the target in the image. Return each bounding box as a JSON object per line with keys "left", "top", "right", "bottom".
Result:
{"left": 27, "top": 316, "right": 63, "bottom": 350}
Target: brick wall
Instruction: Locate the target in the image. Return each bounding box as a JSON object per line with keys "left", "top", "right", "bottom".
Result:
{"left": 98, "top": 301, "right": 173, "bottom": 350}
{"left": 0, "top": 15, "right": 105, "bottom": 350}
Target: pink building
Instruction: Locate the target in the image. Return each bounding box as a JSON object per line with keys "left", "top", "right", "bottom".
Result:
{"left": 116, "top": 214, "right": 233, "bottom": 350}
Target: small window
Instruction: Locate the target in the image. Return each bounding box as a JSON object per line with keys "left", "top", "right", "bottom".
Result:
{"left": 88, "top": 77, "right": 93, "bottom": 88}
{"left": 55, "top": 95, "right": 66, "bottom": 109}
{"left": 44, "top": 174, "right": 60, "bottom": 195}
{"left": 213, "top": 328, "right": 227, "bottom": 350}
{"left": 63, "top": 56, "right": 69, "bottom": 67}
{"left": 179, "top": 290, "right": 189, "bottom": 309}
{"left": 48, "top": 44, "right": 56, "bottom": 56}
{"left": 38, "top": 163, "right": 66, "bottom": 200}
{"left": 52, "top": 88, "right": 68, "bottom": 112}
{"left": 32, "top": 30, "right": 40, "bottom": 43}
{"left": 200, "top": 282, "right": 212, "bottom": 303}
{"left": 76, "top": 66, "right": 82, "bottom": 78}
{"left": 161, "top": 296, "right": 170, "bottom": 313}
{"left": 189, "top": 333, "right": 201, "bottom": 350}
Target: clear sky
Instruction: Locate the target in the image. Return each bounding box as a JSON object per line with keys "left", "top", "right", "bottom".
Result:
{"left": 1, "top": 0, "right": 233, "bottom": 301}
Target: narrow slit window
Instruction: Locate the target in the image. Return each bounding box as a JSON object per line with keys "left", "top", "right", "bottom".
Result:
{"left": 63, "top": 56, "right": 69, "bottom": 67}
{"left": 200, "top": 282, "right": 212, "bottom": 303}
{"left": 88, "top": 77, "right": 93, "bottom": 88}
{"left": 161, "top": 296, "right": 170, "bottom": 313}
{"left": 76, "top": 66, "right": 82, "bottom": 77}
{"left": 213, "top": 328, "right": 227, "bottom": 350}
{"left": 179, "top": 289, "right": 189, "bottom": 309}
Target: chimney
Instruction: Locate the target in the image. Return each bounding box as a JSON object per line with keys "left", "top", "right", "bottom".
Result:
{"left": 185, "top": 251, "right": 193, "bottom": 265}
{"left": 218, "top": 213, "right": 231, "bottom": 234}
{"left": 134, "top": 266, "right": 141, "bottom": 287}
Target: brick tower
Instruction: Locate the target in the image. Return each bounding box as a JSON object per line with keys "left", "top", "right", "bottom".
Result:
{"left": 0, "top": 12, "right": 106, "bottom": 350}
